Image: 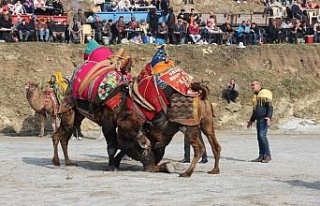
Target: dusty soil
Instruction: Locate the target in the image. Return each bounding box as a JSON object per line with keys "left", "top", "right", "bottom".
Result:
{"left": 1, "top": 43, "right": 320, "bottom": 134}
{"left": 0, "top": 131, "right": 319, "bottom": 205}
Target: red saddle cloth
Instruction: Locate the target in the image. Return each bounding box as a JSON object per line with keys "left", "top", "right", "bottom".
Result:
{"left": 159, "top": 66, "right": 198, "bottom": 96}
{"left": 127, "top": 76, "right": 169, "bottom": 121}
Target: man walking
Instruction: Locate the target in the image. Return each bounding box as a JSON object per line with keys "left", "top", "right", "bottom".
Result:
{"left": 247, "top": 80, "right": 273, "bottom": 163}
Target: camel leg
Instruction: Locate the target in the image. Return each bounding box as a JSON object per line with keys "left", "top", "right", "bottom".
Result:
{"left": 61, "top": 111, "right": 84, "bottom": 166}
{"left": 52, "top": 116, "right": 58, "bottom": 133}
{"left": 102, "top": 123, "right": 118, "bottom": 171}
{"left": 60, "top": 129, "right": 76, "bottom": 166}
{"left": 201, "top": 116, "right": 221, "bottom": 174}
{"left": 179, "top": 126, "right": 204, "bottom": 177}
{"left": 51, "top": 126, "right": 62, "bottom": 166}
{"left": 39, "top": 112, "right": 45, "bottom": 137}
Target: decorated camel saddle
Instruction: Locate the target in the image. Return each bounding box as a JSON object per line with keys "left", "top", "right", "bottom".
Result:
{"left": 70, "top": 41, "right": 132, "bottom": 113}
{"left": 127, "top": 46, "right": 206, "bottom": 125}
{"left": 43, "top": 71, "right": 69, "bottom": 116}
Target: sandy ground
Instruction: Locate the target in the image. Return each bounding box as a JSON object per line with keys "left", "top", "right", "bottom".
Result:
{"left": 0, "top": 131, "right": 319, "bottom": 206}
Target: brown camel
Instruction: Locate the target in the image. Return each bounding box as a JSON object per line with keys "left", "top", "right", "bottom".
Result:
{"left": 25, "top": 82, "right": 59, "bottom": 137}
{"left": 117, "top": 82, "right": 221, "bottom": 177}
{"left": 50, "top": 49, "right": 139, "bottom": 169}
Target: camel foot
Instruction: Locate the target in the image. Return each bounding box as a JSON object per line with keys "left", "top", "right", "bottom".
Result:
{"left": 38, "top": 134, "right": 44, "bottom": 138}
{"left": 65, "top": 160, "right": 77, "bottom": 166}
{"left": 208, "top": 168, "right": 220, "bottom": 174}
{"left": 105, "top": 166, "right": 117, "bottom": 171}
{"left": 52, "top": 158, "right": 60, "bottom": 166}
{"left": 179, "top": 172, "right": 191, "bottom": 178}
{"left": 165, "top": 163, "right": 175, "bottom": 174}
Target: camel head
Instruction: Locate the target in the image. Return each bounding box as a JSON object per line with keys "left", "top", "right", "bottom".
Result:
{"left": 25, "top": 81, "right": 40, "bottom": 92}
{"left": 25, "top": 81, "right": 41, "bottom": 100}
{"left": 117, "top": 111, "right": 152, "bottom": 164}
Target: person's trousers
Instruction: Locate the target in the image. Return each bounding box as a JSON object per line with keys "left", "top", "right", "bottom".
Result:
{"left": 256, "top": 118, "right": 271, "bottom": 157}
{"left": 184, "top": 130, "right": 207, "bottom": 161}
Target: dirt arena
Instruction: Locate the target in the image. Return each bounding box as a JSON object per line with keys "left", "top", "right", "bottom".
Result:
{"left": 0, "top": 131, "right": 319, "bottom": 206}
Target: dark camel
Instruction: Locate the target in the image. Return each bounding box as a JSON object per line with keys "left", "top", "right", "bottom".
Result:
{"left": 117, "top": 82, "right": 221, "bottom": 177}
{"left": 50, "top": 50, "right": 139, "bottom": 169}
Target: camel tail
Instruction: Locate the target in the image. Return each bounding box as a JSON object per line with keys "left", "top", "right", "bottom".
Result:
{"left": 190, "top": 82, "right": 209, "bottom": 100}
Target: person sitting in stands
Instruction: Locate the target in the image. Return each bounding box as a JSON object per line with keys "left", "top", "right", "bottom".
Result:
{"left": 157, "top": 21, "right": 168, "bottom": 42}
{"left": 37, "top": 17, "right": 49, "bottom": 42}
{"left": 101, "top": 19, "right": 112, "bottom": 44}
{"left": 137, "top": 0, "right": 149, "bottom": 7}
{"left": 52, "top": 0, "right": 64, "bottom": 15}
{"left": 291, "top": 0, "right": 308, "bottom": 20}
{"left": 290, "top": 19, "right": 304, "bottom": 43}
{"left": 220, "top": 20, "right": 234, "bottom": 45}
{"left": 203, "top": 21, "right": 216, "bottom": 44}
{"left": 306, "top": 0, "right": 319, "bottom": 8}
{"left": 28, "top": 15, "right": 36, "bottom": 41}
{"left": 33, "top": 0, "right": 46, "bottom": 14}
{"left": 188, "top": 20, "right": 201, "bottom": 44}
{"left": 188, "top": 8, "right": 199, "bottom": 25}
{"left": 13, "top": 1, "right": 24, "bottom": 15}
{"left": 23, "top": 0, "right": 34, "bottom": 14}
{"left": 17, "top": 19, "right": 30, "bottom": 41}
{"left": 173, "top": 18, "right": 186, "bottom": 44}
{"left": 127, "top": 16, "right": 139, "bottom": 40}
{"left": 249, "top": 22, "right": 260, "bottom": 45}
{"left": 0, "top": 14, "right": 12, "bottom": 42}
{"left": 115, "top": 16, "right": 126, "bottom": 44}
{"left": 69, "top": 17, "right": 82, "bottom": 44}
{"left": 267, "top": 19, "right": 279, "bottom": 43}
{"left": 313, "top": 19, "right": 320, "bottom": 42}
{"left": 114, "top": 0, "right": 131, "bottom": 11}
{"left": 92, "top": 16, "right": 103, "bottom": 44}
{"left": 51, "top": 20, "right": 66, "bottom": 43}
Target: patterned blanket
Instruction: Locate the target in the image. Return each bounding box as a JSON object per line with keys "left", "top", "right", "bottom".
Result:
{"left": 72, "top": 47, "right": 131, "bottom": 109}
{"left": 167, "top": 93, "right": 203, "bottom": 126}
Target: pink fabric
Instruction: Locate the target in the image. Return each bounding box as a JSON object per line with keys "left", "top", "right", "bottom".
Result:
{"left": 87, "top": 46, "right": 113, "bottom": 62}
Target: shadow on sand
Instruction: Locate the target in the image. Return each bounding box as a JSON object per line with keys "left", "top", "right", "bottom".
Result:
{"left": 221, "top": 156, "right": 247, "bottom": 162}
{"left": 281, "top": 180, "right": 320, "bottom": 190}
{"left": 22, "top": 156, "right": 144, "bottom": 172}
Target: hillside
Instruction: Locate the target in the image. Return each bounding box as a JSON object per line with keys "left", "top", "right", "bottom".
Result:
{"left": 1, "top": 43, "right": 320, "bottom": 134}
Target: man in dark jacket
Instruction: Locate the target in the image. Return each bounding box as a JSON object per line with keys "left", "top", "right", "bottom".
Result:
{"left": 173, "top": 18, "right": 186, "bottom": 44}
{"left": 166, "top": 7, "right": 175, "bottom": 44}
{"left": 147, "top": 8, "right": 160, "bottom": 36}
{"left": 17, "top": 19, "right": 30, "bottom": 41}
{"left": 51, "top": 20, "right": 66, "bottom": 42}
{"left": 247, "top": 80, "right": 273, "bottom": 163}
{"left": 267, "top": 19, "right": 278, "bottom": 43}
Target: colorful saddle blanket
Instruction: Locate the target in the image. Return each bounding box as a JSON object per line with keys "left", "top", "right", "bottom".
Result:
{"left": 72, "top": 62, "right": 131, "bottom": 103}
{"left": 127, "top": 76, "right": 169, "bottom": 121}
{"left": 138, "top": 63, "right": 198, "bottom": 97}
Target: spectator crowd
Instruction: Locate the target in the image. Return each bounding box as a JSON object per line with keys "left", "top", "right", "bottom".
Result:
{"left": 1, "top": 0, "right": 320, "bottom": 45}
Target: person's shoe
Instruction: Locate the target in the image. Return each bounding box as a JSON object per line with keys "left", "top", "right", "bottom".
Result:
{"left": 261, "top": 155, "right": 271, "bottom": 163}
{"left": 250, "top": 156, "right": 263, "bottom": 162}
{"left": 179, "top": 159, "right": 190, "bottom": 163}
{"left": 199, "top": 158, "right": 208, "bottom": 164}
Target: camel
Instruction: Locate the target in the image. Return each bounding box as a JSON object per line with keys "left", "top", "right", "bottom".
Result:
{"left": 117, "top": 82, "right": 221, "bottom": 177}
{"left": 50, "top": 48, "right": 139, "bottom": 169}
{"left": 25, "top": 82, "right": 59, "bottom": 137}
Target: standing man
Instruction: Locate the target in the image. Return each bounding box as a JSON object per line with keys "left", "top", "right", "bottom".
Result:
{"left": 247, "top": 80, "right": 273, "bottom": 163}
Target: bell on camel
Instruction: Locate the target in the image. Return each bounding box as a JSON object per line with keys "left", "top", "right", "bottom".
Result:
{"left": 83, "top": 39, "right": 101, "bottom": 60}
